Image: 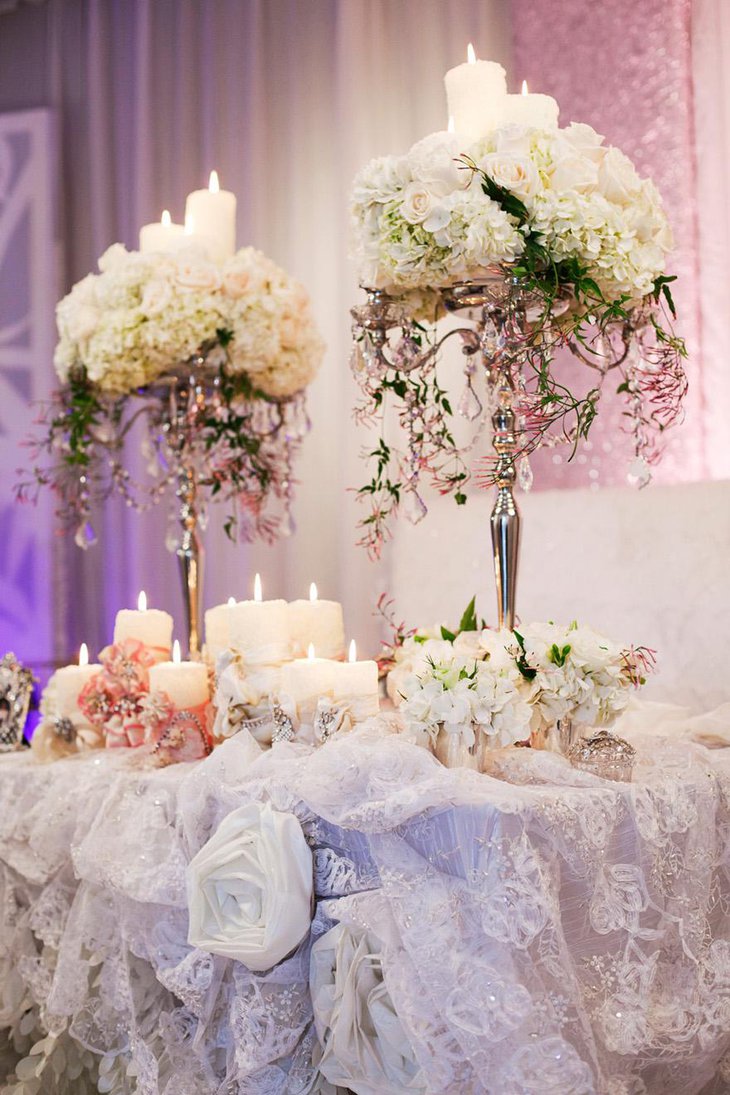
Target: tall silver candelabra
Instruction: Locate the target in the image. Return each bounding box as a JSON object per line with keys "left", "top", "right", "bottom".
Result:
{"left": 351, "top": 266, "right": 646, "bottom": 629}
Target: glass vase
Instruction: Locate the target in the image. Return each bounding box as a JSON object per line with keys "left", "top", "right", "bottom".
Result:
{"left": 530, "top": 717, "right": 583, "bottom": 755}
{"left": 433, "top": 724, "right": 488, "bottom": 771}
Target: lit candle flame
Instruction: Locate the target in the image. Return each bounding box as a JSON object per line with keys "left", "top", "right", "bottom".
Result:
{"left": 227, "top": 596, "right": 236, "bottom": 606}
{"left": 209, "top": 169, "right": 220, "bottom": 193}
{"left": 521, "top": 80, "right": 529, "bottom": 95}
{"left": 254, "top": 573, "right": 262, "bottom": 602}
{"left": 309, "top": 582, "right": 318, "bottom": 602}
{"left": 138, "top": 590, "right": 147, "bottom": 612}
{"left": 348, "top": 639, "right": 357, "bottom": 663}
{"left": 184, "top": 212, "right": 195, "bottom": 235}
{"left": 161, "top": 209, "right": 171, "bottom": 227}
{"left": 447, "top": 115, "right": 455, "bottom": 133}
{"left": 467, "top": 42, "right": 476, "bottom": 64}
{"left": 308, "top": 643, "right": 316, "bottom": 661}
{"left": 79, "top": 642, "right": 89, "bottom": 667}
{"left": 173, "top": 640, "right": 181, "bottom": 664}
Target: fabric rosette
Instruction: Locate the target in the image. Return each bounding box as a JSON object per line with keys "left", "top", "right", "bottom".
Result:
{"left": 310, "top": 922, "right": 426, "bottom": 1095}
{"left": 186, "top": 800, "right": 313, "bottom": 971}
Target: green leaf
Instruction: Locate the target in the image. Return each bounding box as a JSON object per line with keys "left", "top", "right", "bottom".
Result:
{"left": 440, "top": 625, "right": 456, "bottom": 642}
{"left": 457, "top": 595, "right": 478, "bottom": 633}
{"left": 454, "top": 491, "right": 467, "bottom": 505}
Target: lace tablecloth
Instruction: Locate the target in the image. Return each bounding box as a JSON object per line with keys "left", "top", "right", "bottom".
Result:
{"left": 1, "top": 701, "right": 730, "bottom": 1094}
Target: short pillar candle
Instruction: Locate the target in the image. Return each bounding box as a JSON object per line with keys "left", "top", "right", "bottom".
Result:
{"left": 149, "top": 641, "right": 210, "bottom": 710}
{"left": 287, "top": 583, "right": 345, "bottom": 660}
{"left": 113, "top": 591, "right": 173, "bottom": 658}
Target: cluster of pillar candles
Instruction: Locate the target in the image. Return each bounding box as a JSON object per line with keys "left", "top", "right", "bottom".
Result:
{"left": 52, "top": 579, "right": 380, "bottom": 732}
{"left": 137, "top": 48, "right": 557, "bottom": 269}
{"left": 138, "top": 169, "right": 237, "bottom": 264}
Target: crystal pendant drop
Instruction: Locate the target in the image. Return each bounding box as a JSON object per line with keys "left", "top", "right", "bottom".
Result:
{"left": 627, "top": 455, "right": 651, "bottom": 488}
{"left": 74, "top": 521, "right": 97, "bottom": 549}
{"left": 481, "top": 317, "right": 500, "bottom": 359}
{"left": 457, "top": 380, "right": 482, "bottom": 421}
{"left": 403, "top": 487, "right": 427, "bottom": 524}
{"left": 165, "top": 514, "right": 181, "bottom": 552}
{"left": 517, "top": 455, "right": 534, "bottom": 492}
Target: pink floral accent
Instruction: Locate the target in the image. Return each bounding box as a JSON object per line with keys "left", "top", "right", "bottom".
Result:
{"left": 143, "top": 693, "right": 212, "bottom": 766}
{"left": 98, "top": 638, "right": 157, "bottom": 693}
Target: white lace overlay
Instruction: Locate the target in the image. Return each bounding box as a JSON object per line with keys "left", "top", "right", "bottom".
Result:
{"left": 0, "top": 703, "right": 729, "bottom": 1092}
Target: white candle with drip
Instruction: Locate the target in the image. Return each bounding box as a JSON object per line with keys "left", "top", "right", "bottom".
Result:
{"left": 113, "top": 591, "right": 173, "bottom": 658}
{"left": 502, "top": 79, "right": 559, "bottom": 129}
{"left": 331, "top": 640, "right": 380, "bottom": 720}
{"left": 184, "top": 170, "right": 237, "bottom": 264}
{"left": 444, "top": 44, "right": 507, "bottom": 143}
{"left": 227, "top": 573, "right": 290, "bottom": 665}
{"left": 149, "top": 640, "right": 210, "bottom": 710}
{"left": 280, "top": 643, "right": 337, "bottom": 720}
{"left": 287, "top": 582, "right": 345, "bottom": 660}
{"left": 54, "top": 643, "right": 101, "bottom": 717}
{"left": 139, "top": 209, "right": 186, "bottom": 253}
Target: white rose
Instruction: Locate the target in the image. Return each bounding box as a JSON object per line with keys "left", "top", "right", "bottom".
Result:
{"left": 480, "top": 152, "right": 540, "bottom": 201}
{"left": 186, "top": 801, "right": 313, "bottom": 971}
{"left": 548, "top": 152, "right": 598, "bottom": 194}
{"left": 400, "top": 182, "right": 435, "bottom": 225}
{"left": 141, "top": 277, "right": 173, "bottom": 316}
{"left": 222, "top": 268, "right": 253, "bottom": 298}
{"left": 310, "top": 922, "right": 426, "bottom": 1095}
{"left": 97, "top": 242, "right": 129, "bottom": 272}
{"left": 408, "top": 131, "right": 465, "bottom": 196}
{"left": 560, "top": 122, "right": 606, "bottom": 163}
{"left": 598, "top": 146, "right": 641, "bottom": 205}
{"left": 175, "top": 258, "right": 222, "bottom": 292}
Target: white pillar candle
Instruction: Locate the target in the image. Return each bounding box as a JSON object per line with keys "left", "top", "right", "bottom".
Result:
{"left": 502, "top": 81, "right": 559, "bottom": 129}
{"left": 55, "top": 644, "right": 101, "bottom": 717}
{"left": 280, "top": 644, "right": 336, "bottom": 720}
{"left": 204, "top": 597, "right": 237, "bottom": 663}
{"left": 139, "top": 209, "right": 186, "bottom": 253}
{"left": 331, "top": 640, "right": 380, "bottom": 720}
{"left": 444, "top": 45, "right": 507, "bottom": 144}
{"left": 113, "top": 591, "right": 173, "bottom": 658}
{"left": 227, "top": 574, "right": 291, "bottom": 665}
{"left": 184, "top": 170, "right": 237, "bottom": 264}
{"left": 149, "top": 641, "right": 210, "bottom": 710}
{"left": 287, "top": 583, "right": 345, "bottom": 660}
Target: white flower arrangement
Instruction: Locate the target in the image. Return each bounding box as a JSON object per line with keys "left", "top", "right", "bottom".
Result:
{"left": 399, "top": 652, "right": 532, "bottom": 749}
{"left": 351, "top": 123, "right": 671, "bottom": 306}
{"left": 386, "top": 602, "right": 654, "bottom": 749}
{"left": 54, "top": 243, "right": 324, "bottom": 398}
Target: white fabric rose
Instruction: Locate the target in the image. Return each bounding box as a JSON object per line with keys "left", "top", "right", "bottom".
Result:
{"left": 311, "top": 922, "right": 426, "bottom": 1095}
{"left": 187, "top": 801, "right": 313, "bottom": 971}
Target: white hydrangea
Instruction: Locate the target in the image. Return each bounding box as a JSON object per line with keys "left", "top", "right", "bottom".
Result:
{"left": 399, "top": 652, "right": 532, "bottom": 749}
{"left": 54, "top": 245, "right": 324, "bottom": 398}
{"left": 515, "top": 621, "right": 634, "bottom": 729}
{"left": 351, "top": 121, "right": 672, "bottom": 304}
{"left": 389, "top": 620, "right": 645, "bottom": 744}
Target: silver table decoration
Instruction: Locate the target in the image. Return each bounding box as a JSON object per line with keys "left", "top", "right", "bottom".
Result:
{"left": 351, "top": 265, "right": 671, "bottom": 629}
{"left": 0, "top": 653, "right": 35, "bottom": 751}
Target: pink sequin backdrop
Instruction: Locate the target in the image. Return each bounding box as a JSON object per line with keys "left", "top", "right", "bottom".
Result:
{"left": 511, "top": 0, "right": 706, "bottom": 489}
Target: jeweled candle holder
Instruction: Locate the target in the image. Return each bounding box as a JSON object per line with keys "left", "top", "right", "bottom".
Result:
{"left": 351, "top": 265, "right": 645, "bottom": 628}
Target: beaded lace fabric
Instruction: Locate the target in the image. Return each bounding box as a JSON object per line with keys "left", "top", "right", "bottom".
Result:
{"left": 1, "top": 703, "right": 730, "bottom": 1093}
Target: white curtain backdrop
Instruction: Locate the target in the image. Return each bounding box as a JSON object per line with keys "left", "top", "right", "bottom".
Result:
{"left": 0, "top": 0, "right": 511, "bottom": 660}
